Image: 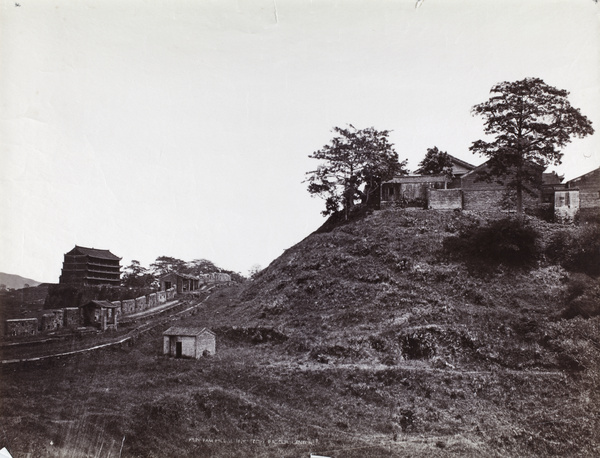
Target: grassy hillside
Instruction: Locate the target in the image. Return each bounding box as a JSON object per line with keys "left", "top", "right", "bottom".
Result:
{"left": 1, "top": 209, "right": 599, "bottom": 457}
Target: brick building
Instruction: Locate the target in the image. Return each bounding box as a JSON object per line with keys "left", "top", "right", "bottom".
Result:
{"left": 382, "top": 158, "right": 557, "bottom": 213}
{"left": 567, "top": 167, "right": 600, "bottom": 213}
{"left": 381, "top": 155, "right": 475, "bottom": 208}
{"left": 159, "top": 272, "right": 200, "bottom": 293}
{"left": 459, "top": 161, "right": 545, "bottom": 212}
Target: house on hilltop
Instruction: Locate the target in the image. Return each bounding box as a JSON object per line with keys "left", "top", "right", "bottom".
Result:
{"left": 567, "top": 166, "right": 600, "bottom": 212}
{"left": 159, "top": 272, "right": 200, "bottom": 293}
{"left": 59, "top": 246, "right": 121, "bottom": 286}
{"left": 458, "top": 160, "right": 546, "bottom": 212}
{"left": 380, "top": 157, "right": 594, "bottom": 217}
{"left": 381, "top": 155, "right": 475, "bottom": 208}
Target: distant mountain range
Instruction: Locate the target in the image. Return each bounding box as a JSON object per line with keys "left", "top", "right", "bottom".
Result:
{"left": 0, "top": 272, "right": 42, "bottom": 290}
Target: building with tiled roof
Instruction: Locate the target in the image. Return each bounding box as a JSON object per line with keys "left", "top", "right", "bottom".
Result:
{"left": 59, "top": 245, "right": 122, "bottom": 286}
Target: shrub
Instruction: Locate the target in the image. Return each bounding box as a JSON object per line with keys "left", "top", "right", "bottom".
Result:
{"left": 546, "top": 225, "right": 600, "bottom": 276}
{"left": 561, "top": 277, "right": 600, "bottom": 319}
{"left": 443, "top": 218, "right": 540, "bottom": 269}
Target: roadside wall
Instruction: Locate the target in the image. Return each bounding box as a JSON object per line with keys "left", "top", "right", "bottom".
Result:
{"left": 3, "top": 287, "right": 181, "bottom": 338}
{"left": 135, "top": 296, "right": 147, "bottom": 313}
{"left": 63, "top": 308, "right": 80, "bottom": 328}
{"left": 41, "top": 310, "right": 64, "bottom": 332}
{"left": 121, "top": 299, "right": 136, "bottom": 315}
{"left": 147, "top": 293, "right": 158, "bottom": 308}
{"left": 200, "top": 273, "right": 231, "bottom": 283}
{"left": 5, "top": 318, "right": 38, "bottom": 336}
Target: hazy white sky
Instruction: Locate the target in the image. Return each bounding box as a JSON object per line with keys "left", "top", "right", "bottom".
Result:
{"left": 1, "top": 0, "right": 599, "bottom": 283}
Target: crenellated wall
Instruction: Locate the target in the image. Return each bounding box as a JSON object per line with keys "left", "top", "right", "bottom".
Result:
{"left": 147, "top": 293, "right": 158, "bottom": 308}
{"left": 42, "top": 310, "right": 64, "bottom": 332}
{"left": 199, "top": 272, "right": 232, "bottom": 283}
{"left": 4, "top": 287, "right": 180, "bottom": 337}
{"left": 121, "top": 299, "right": 136, "bottom": 315}
{"left": 135, "top": 296, "right": 147, "bottom": 313}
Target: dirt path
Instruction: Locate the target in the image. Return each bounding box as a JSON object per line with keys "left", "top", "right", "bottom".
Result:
{"left": 267, "top": 359, "right": 567, "bottom": 378}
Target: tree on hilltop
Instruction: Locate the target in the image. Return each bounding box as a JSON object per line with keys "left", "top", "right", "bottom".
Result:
{"left": 415, "top": 147, "right": 454, "bottom": 178}
{"left": 470, "top": 77, "right": 594, "bottom": 216}
{"left": 122, "top": 260, "right": 155, "bottom": 288}
{"left": 150, "top": 256, "right": 186, "bottom": 277}
{"left": 186, "top": 259, "right": 221, "bottom": 275}
{"left": 306, "top": 125, "right": 408, "bottom": 218}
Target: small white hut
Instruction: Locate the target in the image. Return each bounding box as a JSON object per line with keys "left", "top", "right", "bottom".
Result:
{"left": 163, "top": 327, "right": 216, "bottom": 359}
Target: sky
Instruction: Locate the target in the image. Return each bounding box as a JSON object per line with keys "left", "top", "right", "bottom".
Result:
{"left": 1, "top": 0, "right": 599, "bottom": 283}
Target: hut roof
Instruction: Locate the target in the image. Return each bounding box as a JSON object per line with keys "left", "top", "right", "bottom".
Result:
{"left": 159, "top": 272, "right": 200, "bottom": 281}
{"left": 80, "top": 300, "right": 119, "bottom": 309}
{"left": 163, "top": 326, "right": 214, "bottom": 337}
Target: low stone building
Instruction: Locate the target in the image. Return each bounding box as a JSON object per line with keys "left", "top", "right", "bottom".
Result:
{"left": 163, "top": 327, "right": 216, "bottom": 359}
{"left": 79, "top": 300, "right": 119, "bottom": 331}
{"left": 5, "top": 318, "right": 38, "bottom": 337}
{"left": 159, "top": 272, "right": 200, "bottom": 294}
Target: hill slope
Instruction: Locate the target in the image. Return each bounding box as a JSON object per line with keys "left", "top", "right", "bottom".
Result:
{"left": 1, "top": 209, "right": 598, "bottom": 457}
{"left": 0, "top": 272, "right": 41, "bottom": 290}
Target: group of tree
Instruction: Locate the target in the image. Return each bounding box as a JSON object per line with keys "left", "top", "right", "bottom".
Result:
{"left": 121, "top": 256, "right": 243, "bottom": 288}
{"left": 307, "top": 77, "right": 593, "bottom": 217}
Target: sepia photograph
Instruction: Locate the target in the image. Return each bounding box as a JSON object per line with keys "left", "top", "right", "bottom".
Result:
{"left": 1, "top": 0, "right": 599, "bottom": 456}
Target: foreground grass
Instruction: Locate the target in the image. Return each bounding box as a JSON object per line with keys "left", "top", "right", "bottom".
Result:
{"left": 1, "top": 315, "right": 598, "bottom": 457}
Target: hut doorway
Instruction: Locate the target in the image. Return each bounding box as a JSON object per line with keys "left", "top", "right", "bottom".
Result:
{"left": 176, "top": 341, "right": 182, "bottom": 358}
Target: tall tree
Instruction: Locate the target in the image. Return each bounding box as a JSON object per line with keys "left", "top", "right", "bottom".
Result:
{"left": 470, "top": 77, "right": 594, "bottom": 215}
{"left": 186, "top": 259, "right": 221, "bottom": 275}
{"left": 306, "top": 125, "right": 408, "bottom": 217}
{"left": 415, "top": 147, "right": 454, "bottom": 178}
{"left": 149, "top": 256, "right": 186, "bottom": 277}
{"left": 122, "top": 260, "right": 155, "bottom": 288}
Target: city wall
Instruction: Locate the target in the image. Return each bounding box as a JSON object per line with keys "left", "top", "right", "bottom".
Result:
{"left": 5, "top": 287, "right": 177, "bottom": 336}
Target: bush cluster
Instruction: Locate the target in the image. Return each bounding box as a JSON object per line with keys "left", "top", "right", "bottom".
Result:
{"left": 545, "top": 225, "right": 600, "bottom": 276}
{"left": 561, "top": 276, "right": 600, "bottom": 319}
{"left": 443, "top": 218, "right": 540, "bottom": 269}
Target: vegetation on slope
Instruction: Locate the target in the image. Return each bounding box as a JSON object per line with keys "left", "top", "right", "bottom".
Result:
{"left": 1, "top": 209, "right": 599, "bottom": 457}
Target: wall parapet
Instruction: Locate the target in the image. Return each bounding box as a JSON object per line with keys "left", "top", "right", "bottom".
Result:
{"left": 3, "top": 287, "right": 178, "bottom": 338}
